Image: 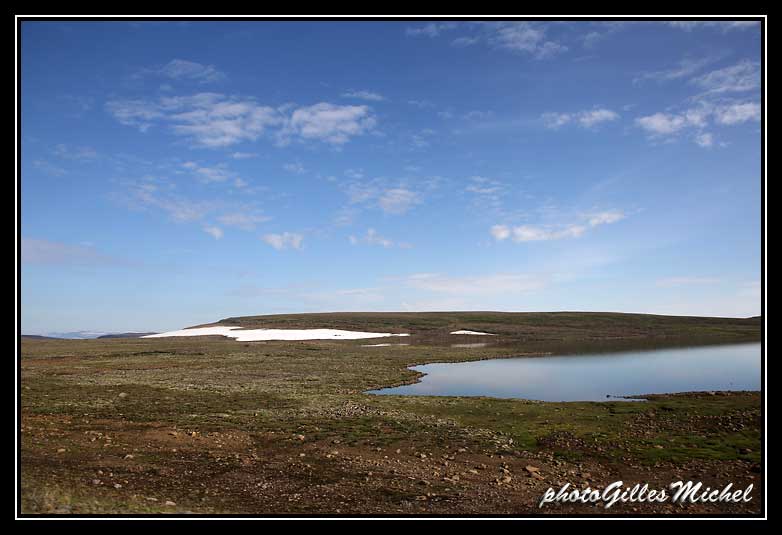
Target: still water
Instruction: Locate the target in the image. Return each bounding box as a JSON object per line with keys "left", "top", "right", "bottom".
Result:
{"left": 369, "top": 342, "right": 761, "bottom": 402}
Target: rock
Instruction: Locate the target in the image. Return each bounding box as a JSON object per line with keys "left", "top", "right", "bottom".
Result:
{"left": 118, "top": 392, "right": 129, "bottom": 398}
{"left": 165, "top": 500, "right": 176, "bottom": 507}
{"left": 92, "top": 479, "right": 101, "bottom": 485}
{"left": 113, "top": 483, "right": 122, "bottom": 489}
{"left": 123, "top": 454, "right": 134, "bottom": 460}
{"left": 295, "top": 434, "right": 305, "bottom": 441}
{"left": 525, "top": 465, "right": 540, "bottom": 473}
{"left": 56, "top": 448, "right": 66, "bottom": 453}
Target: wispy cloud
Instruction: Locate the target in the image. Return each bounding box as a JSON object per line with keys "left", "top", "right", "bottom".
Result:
{"left": 542, "top": 108, "right": 619, "bottom": 129}
{"left": 181, "top": 161, "right": 235, "bottom": 183}
{"left": 106, "top": 94, "right": 376, "bottom": 148}
{"left": 491, "top": 210, "right": 625, "bottom": 243}
{"left": 53, "top": 143, "right": 98, "bottom": 160}
{"left": 349, "top": 228, "right": 409, "bottom": 248}
{"left": 342, "top": 89, "right": 386, "bottom": 102}
{"left": 136, "top": 59, "right": 226, "bottom": 84}
{"left": 665, "top": 21, "right": 760, "bottom": 32}
{"left": 262, "top": 232, "right": 303, "bottom": 250}
{"left": 338, "top": 175, "right": 431, "bottom": 217}
{"left": 488, "top": 22, "right": 567, "bottom": 59}
{"left": 230, "top": 152, "right": 258, "bottom": 159}
{"left": 691, "top": 60, "right": 760, "bottom": 95}
{"left": 278, "top": 102, "right": 376, "bottom": 146}
{"left": 405, "top": 22, "right": 458, "bottom": 38}
{"left": 406, "top": 21, "right": 567, "bottom": 60}
{"left": 634, "top": 55, "right": 720, "bottom": 85}
{"left": 216, "top": 211, "right": 270, "bottom": 231}
{"left": 283, "top": 162, "right": 306, "bottom": 174}
{"left": 32, "top": 159, "right": 67, "bottom": 176}
{"left": 378, "top": 188, "right": 421, "bottom": 214}
{"left": 713, "top": 102, "right": 761, "bottom": 124}
{"left": 636, "top": 100, "right": 759, "bottom": 142}
{"left": 203, "top": 225, "right": 224, "bottom": 239}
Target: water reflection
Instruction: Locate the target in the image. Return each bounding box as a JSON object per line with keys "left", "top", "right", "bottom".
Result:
{"left": 369, "top": 342, "right": 761, "bottom": 402}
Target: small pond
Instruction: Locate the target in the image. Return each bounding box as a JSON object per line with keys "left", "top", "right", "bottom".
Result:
{"left": 369, "top": 342, "right": 761, "bottom": 402}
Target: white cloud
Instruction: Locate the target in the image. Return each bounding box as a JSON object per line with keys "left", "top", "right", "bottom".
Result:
{"left": 104, "top": 99, "right": 164, "bottom": 132}
{"left": 541, "top": 112, "right": 573, "bottom": 129}
{"left": 489, "top": 22, "right": 567, "bottom": 59}
{"left": 406, "top": 23, "right": 458, "bottom": 38}
{"left": 665, "top": 21, "right": 760, "bottom": 32}
{"left": 32, "top": 160, "right": 67, "bottom": 176}
{"left": 203, "top": 225, "right": 223, "bottom": 239}
{"left": 342, "top": 90, "right": 386, "bottom": 102}
{"left": 636, "top": 100, "right": 759, "bottom": 142}
{"left": 231, "top": 152, "right": 258, "bottom": 159}
{"left": 378, "top": 188, "right": 421, "bottom": 214}
{"left": 107, "top": 94, "right": 375, "bottom": 148}
{"left": 182, "top": 161, "right": 234, "bottom": 183}
{"left": 452, "top": 36, "right": 480, "bottom": 47}
{"left": 349, "top": 228, "right": 395, "bottom": 248}
{"left": 636, "top": 112, "right": 689, "bottom": 135}
{"left": 577, "top": 109, "right": 620, "bottom": 128}
{"left": 587, "top": 210, "right": 625, "bottom": 226}
{"left": 634, "top": 55, "right": 719, "bottom": 85}
{"left": 280, "top": 102, "right": 376, "bottom": 146}
{"left": 262, "top": 232, "right": 303, "bottom": 250}
{"left": 53, "top": 144, "right": 98, "bottom": 160}
{"left": 283, "top": 162, "right": 306, "bottom": 174}
{"left": 406, "top": 21, "right": 566, "bottom": 60}
{"left": 140, "top": 59, "right": 226, "bottom": 83}
{"left": 492, "top": 210, "right": 625, "bottom": 243}
{"left": 713, "top": 102, "right": 761, "bottom": 125}
{"left": 490, "top": 225, "right": 511, "bottom": 240}
{"left": 123, "top": 180, "right": 214, "bottom": 223}
{"left": 344, "top": 168, "right": 364, "bottom": 179}
{"left": 695, "top": 132, "right": 714, "bottom": 147}
{"left": 691, "top": 60, "right": 760, "bottom": 95}
{"left": 217, "top": 211, "right": 270, "bottom": 231}
{"left": 542, "top": 108, "right": 619, "bottom": 129}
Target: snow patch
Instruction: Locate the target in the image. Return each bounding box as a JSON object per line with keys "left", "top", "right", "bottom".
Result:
{"left": 143, "top": 326, "right": 410, "bottom": 342}
{"left": 450, "top": 330, "right": 496, "bottom": 336}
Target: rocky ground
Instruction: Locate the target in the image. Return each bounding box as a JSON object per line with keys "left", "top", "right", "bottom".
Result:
{"left": 19, "top": 313, "right": 763, "bottom": 516}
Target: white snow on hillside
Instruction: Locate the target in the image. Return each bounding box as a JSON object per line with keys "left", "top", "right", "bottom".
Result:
{"left": 449, "top": 330, "right": 496, "bottom": 336}
{"left": 143, "top": 326, "right": 410, "bottom": 342}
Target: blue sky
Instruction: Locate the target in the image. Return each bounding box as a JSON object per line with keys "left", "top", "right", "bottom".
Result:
{"left": 20, "top": 20, "right": 762, "bottom": 335}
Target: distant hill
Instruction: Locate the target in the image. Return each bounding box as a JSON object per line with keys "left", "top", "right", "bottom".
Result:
{"left": 97, "top": 332, "right": 158, "bottom": 339}
{"left": 208, "top": 311, "right": 761, "bottom": 345}
{"left": 21, "top": 334, "right": 58, "bottom": 340}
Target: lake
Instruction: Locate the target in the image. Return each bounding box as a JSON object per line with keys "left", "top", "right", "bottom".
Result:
{"left": 369, "top": 342, "right": 761, "bottom": 402}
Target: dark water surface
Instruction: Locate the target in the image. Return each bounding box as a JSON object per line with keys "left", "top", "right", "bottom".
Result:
{"left": 369, "top": 342, "right": 761, "bottom": 401}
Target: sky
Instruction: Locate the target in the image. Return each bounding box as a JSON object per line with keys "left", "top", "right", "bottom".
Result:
{"left": 19, "top": 19, "right": 763, "bottom": 335}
